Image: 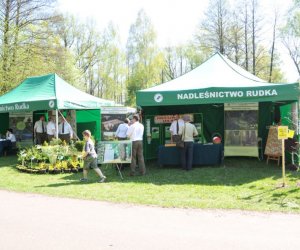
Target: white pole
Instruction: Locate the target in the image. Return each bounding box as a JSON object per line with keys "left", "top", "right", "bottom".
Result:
{"left": 55, "top": 109, "right": 59, "bottom": 139}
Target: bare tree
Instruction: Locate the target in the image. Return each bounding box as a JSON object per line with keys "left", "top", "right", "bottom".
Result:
{"left": 269, "top": 9, "right": 279, "bottom": 82}
{"left": 195, "top": 0, "right": 231, "bottom": 55}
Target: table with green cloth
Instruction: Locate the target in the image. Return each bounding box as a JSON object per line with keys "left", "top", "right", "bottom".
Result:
{"left": 0, "top": 140, "right": 11, "bottom": 156}
{"left": 158, "top": 143, "right": 223, "bottom": 166}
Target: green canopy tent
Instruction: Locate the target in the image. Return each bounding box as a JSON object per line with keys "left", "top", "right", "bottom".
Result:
{"left": 136, "top": 52, "right": 300, "bottom": 160}
{"left": 0, "top": 73, "right": 115, "bottom": 141}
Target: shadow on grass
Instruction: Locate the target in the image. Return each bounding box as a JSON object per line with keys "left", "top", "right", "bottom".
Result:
{"left": 32, "top": 157, "right": 300, "bottom": 188}
{"left": 0, "top": 155, "right": 18, "bottom": 167}
{"left": 3, "top": 155, "right": 299, "bottom": 189}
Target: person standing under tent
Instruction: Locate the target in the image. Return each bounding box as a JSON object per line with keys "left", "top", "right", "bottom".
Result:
{"left": 126, "top": 115, "right": 146, "bottom": 176}
{"left": 58, "top": 117, "right": 73, "bottom": 143}
{"left": 46, "top": 116, "right": 56, "bottom": 142}
{"left": 170, "top": 114, "right": 184, "bottom": 143}
{"left": 80, "top": 130, "right": 106, "bottom": 183}
{"left": 115, "top": 118, "right": 130, "bottom": 170}
{"left": 34, "top": 115, "right": 47, "bottom": 145}
{"left": 178, "top": 115, "right": 198, "bottom": 171}
{"left": 115, "top": 118, "right": 130, "bottom": 140}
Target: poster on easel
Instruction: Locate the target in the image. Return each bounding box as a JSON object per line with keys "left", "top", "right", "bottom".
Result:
{"left": 264, "top": 126, "right": 282, "bottom": 157}
{"left": 97, "top": 140, "right": 132, "bottom": 164}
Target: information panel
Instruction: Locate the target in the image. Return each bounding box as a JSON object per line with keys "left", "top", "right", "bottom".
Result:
{"left": 224, "top": 103, "right": 259, "bottom": 157}
{"left": 97, "top": 140, "right": 132, "bottom": 164}
{"left": 9, "top": 112, "right": 33, "bottom": 147}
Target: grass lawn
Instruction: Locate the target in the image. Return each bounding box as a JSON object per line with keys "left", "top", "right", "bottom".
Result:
{"left": 0, "top": 156, "right": 300, "bottom": 212}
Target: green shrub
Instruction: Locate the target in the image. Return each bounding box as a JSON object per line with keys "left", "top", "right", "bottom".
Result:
{"left": 74, "top": 140, "right": 85, "bottom": 152}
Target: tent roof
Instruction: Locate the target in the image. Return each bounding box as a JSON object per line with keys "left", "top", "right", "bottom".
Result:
{"left": 137, "top": 52, "right": 299, "bottom": 106}
{"left": 0, "top": 73, "right": 115, "bottom": 112}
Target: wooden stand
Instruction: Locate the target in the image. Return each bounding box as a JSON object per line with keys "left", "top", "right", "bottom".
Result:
{"left": 266, "top": 155, "right": 281, "bottom": 166}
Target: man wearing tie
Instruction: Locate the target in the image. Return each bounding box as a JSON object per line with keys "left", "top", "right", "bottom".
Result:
{"left": 34, "top": 115, "right": 46, "bottom": 145}
{"left": 169, "top": 114, "right": 184, "bottom": 143}
{"left": 59, "top": 117, "right": 73, "bottom": 143}
{"left": 46, "top": 116, "right": 56, "bottom": 142}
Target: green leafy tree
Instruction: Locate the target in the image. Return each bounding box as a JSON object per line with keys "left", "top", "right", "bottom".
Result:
{"left": 126, "top": 9, "right": 165, "bottom": 106}
{"left": 0, "top": 0, "right": 56, "bottom": 94}
{"left": 281, "top": 1, "right": 300, "bottom": 76}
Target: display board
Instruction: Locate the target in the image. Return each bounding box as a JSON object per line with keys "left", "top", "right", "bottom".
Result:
{"left": 9, "top": 112, "right": 33, "bottom": 147}
{"left": 224, "top": 103, "right": 259, "bottom": 157}
{"left": 264, "top": 126, "right": 282, "bottom": 156}
{"left": 97, "top": 140, "right": 132, "bottom": 164}
{"left": 101, "top": 113, "right": 126, "bottom": 141}
{"left": 154, "top": 114, "right": 194, "bottom": 124}
{"left": 100, "top": 107, "right": 136, "bottom": 141}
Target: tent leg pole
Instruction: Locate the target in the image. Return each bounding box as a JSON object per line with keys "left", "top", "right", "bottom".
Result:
{"left": 55, "top": 109, "right": 59, "bottom": 139}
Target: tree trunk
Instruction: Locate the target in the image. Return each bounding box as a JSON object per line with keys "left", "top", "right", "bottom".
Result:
{"left": 269, "top": 12, "right": 277, "bottom": 82}
{"left": 2, "top": 0, "right": 12, "bottom": 91}
{"left": 251, "top": 0, "right": 256, "bottom": 75}
{"left": 244, "top": 2, "right": 249, "bottom": 71}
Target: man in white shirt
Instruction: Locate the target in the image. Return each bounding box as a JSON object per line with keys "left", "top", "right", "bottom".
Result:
{"left": 169, "top": 114, "right": 184, "bottom": 143}
{"left": 6, "top": 129, "right": 16, "bottom": 143}
{"left": 34, "top": 115, "right": 47, "bottom": 145}
{"left": 115, "top": 118, "right": 130, "bottom": 140}
{"left": 46, "top": 116, "right": 56, "bottom": 142}
{"left": 59, "top": 117, "right": 73, "bottom": 143}
{"left": 126, "top": 115, "right": 146, "bottom": 176}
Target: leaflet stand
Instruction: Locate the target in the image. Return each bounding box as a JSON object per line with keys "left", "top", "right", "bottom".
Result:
{"left": 115, "top": 163, "right": 124, "bottom": 180}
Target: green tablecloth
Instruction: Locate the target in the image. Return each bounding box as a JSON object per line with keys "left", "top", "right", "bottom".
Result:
{"left": 158, "top": 143, "right": 223, "bottom": 166}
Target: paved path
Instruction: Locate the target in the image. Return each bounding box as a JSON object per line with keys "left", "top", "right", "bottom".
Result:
{"left": 0, "top": 190, "right": 300, "bottom": 250}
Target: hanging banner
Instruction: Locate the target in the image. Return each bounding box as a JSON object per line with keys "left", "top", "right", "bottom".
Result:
{"left": 224, "top": 103, "right": 259, "bottom": 157}
{"left": 9, "top": 112, "right": 33, "bottom": 147}
{"left": 154, "top": 114, "right": 194, "bottom": 124}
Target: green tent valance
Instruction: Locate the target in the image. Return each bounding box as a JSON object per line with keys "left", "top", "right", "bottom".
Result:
{"left": 0, "top": 73, "right": 115, "bottom": 113}
{"left": 137, "top": 53, "right": 299, "bottom": 106}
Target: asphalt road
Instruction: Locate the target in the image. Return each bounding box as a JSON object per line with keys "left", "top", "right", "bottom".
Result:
{"left": 0, "top": 190, "right": 300, "bottom": 250}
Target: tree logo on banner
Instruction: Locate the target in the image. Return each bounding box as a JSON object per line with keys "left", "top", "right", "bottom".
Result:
{"left": 49, "top": 100, "right": 55, "bottom": 108}
{"left": 154, "top": 93, "right": 163, "bottom": 103}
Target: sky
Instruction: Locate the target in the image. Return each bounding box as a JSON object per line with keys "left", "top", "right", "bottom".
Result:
{"left": 57, "top": 0, "right": 299, "bottom": 82}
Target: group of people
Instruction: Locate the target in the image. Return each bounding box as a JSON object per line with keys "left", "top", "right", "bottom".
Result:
{"left": 170, "top": 114, "right": 198, "bottom": 171}
{"left": 114, "top": 115, "right": 146, "bottom": 175}
{"left": 4, "top": 113, "right": 196, "bottom": 182}
{"left": 34, "top": 115, "right": 73, "bottom": 145}
{"left": 81, "top": 114, "right": 146, "bottom": 183}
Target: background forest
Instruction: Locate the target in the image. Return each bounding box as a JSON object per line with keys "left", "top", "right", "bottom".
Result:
{"left": 0, "top": 0, "right": 300, "bottom": 106}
